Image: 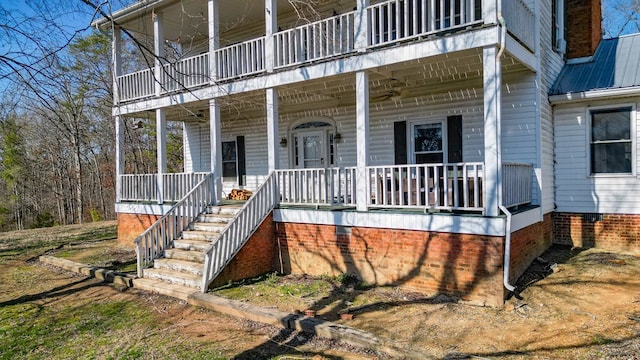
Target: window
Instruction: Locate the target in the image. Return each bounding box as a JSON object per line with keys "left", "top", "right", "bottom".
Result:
{"left": 413, "top": 122, "right": 444, "bottom": 164}
{"left": 552, "top": 0, "right": 566, "bottom": 52}
{"left": 590, "top": 107, "right": 633, "bottom": 175}
{"left": 222, "top": 141, "right": 237, "bottom": 179}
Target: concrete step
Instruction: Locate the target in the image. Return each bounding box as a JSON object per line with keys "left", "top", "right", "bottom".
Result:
{"left": 133, "top": 278, "right": 198, "bottom": 301}
{"left": 181, "top": 230, "right": 221, "bottom": 243}
{"left": 154, "top": 258, "right": 204, "bottom": 275}
{"left": 174, "top": 237, "right": 212, "bottom": 251}
{"left": 164, "top": 248, "right": 205, "bottom": 263}
{"left": 190, "top": 221, "right": 227, "bottom": 232}
{"left": 143, "top": 268, "right": 201, "bottom": 288}
{"left": 206, "top": 205, "right": 243, "bottom": 215}
{"left": 198, "top": 213, "right": 236, "bottom": 224}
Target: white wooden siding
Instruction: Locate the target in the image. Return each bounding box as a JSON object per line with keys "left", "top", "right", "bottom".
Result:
{"left": 554, "top": 98, "right": 640, "bottom": 214}
{"left": 183, "top": 122, "right": 211, "bottom": 173}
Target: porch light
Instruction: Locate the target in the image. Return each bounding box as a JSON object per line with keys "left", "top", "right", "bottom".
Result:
{"left": 333, "top": 133, "right": 342, "bottom": 143}
{"left": 280, "top": 137, "right": 288, "bottom": 147}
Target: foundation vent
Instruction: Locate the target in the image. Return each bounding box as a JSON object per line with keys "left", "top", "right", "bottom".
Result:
{"left": 582, "top": 213, "right": 603, "bottom": 223}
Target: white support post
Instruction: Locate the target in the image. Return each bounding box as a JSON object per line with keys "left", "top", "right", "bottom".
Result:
{"left": 153, "top": 11, "right": 164, "bottom": 96}
{"left": 112, "top": 27, "right": 122, "bottom": 105}
{"left": 354, "top": 0, "right": 370, "bottom": 51}
{"left": 208, "top": 0, "right": 219, "bottom": 82}
{"left": 210, "top": 99, "right": 223, "bottom": 204}
{"left": 356, "top": 71, "right": 370, "bottom": 211}
{"left": 265, "top": 0, "right": 277, "bottom": 72}
{"left": 482, "top": 0, "right": 498, "bottom": 25}
{"left": 483, "top": 46, "right": 502, "bottom": 217}
{"left": 266, "top": 88, "right": 279, "bottom": 172}
{"left": 156, "top": 109, "right": 167, "bottom": 204}
{"left": 115, "top": 115, "right": 124, "bottom": 203}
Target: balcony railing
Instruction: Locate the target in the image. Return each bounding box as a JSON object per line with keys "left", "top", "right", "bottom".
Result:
{"left": 161, "top": 53, "right": 210, "bottom": 92}
{"left": 214, "top": 37, "right": 265, "bottom": 81}
{"left": 274, "top": 11, "right": 356, "bottom": 68}
{"left": 368, "top": 0, "right": 482, "bottom": 47}
{"left": 115, "top": 0, "right": 535, "bottom": 102}
{"left": 502, "top": 162, "right": 532, "bottom": 208}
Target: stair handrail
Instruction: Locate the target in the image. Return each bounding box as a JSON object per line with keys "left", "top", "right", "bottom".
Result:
{"left": 135, "top": 173, "right": 214, "bottom": 277}
{"left": 201, "top": 171, "right": 278, "bottom": 291}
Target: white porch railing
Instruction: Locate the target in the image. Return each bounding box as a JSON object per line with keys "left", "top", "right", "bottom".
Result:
{"left": 367, "top": 0, "right": 483, "bottom": 47}
{"left": 160, "top": 53, "right": 210, "bottom": 92}
{"left": 120, "top": 174, "right": 157, "bottom": 202}
{"left": 503, "top": 0, "right": 535, "bottom": 51}
{"left": 275, "top": 167, "right": 357, "bottom": 206}
{"left": 502, "top": 162, "right": 532, "bottom": 208}
{"left": 274, "top": 11, "right": 356, "bottom": 68}
{"left": 135, "top": 173, "right": 213, "bottom": 277}
{"left": 202, "top": 171, "right": 277, "bottom": 291}
{"left": 368, "top": 163, "right": 484, "bottom": 211}
{"left": 116, "top": 68, "right": 155, "bottom": 102}
{"left": 119, "top": 172, "right": 208, "bottom": 203}
{"left": 214, "top": 37, "right": 265, "bottom": 81}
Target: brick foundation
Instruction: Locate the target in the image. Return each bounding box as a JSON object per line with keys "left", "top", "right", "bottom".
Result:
{"left": 117, "top": 213, "right": 160, "bottom": 247}
{"left": 509, "top": 213, "right": 554, "bottom": 284}
{"left": 274, "top": 222, "right": 506, "bottom": 306}
{"left": 553, "top": 212, "right": 640, "bottom": 251}
{"left": 210, "top": 214, "right": 277, "bottom": 287}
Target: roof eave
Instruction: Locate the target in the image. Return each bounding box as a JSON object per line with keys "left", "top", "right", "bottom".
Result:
{"left": 90, "top": 0, "right": 165, "bottom": 30}
{"left": 549, "top": 87, "right": 640, "bottom": 105}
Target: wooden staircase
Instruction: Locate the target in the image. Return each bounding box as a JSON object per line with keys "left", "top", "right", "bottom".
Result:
{"left": 133, "top": 204, "right": 242, "bottom": 299}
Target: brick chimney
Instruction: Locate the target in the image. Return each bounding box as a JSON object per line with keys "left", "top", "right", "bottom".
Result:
{"left": 566, "top": 0, "right": 602, "bottom": 58}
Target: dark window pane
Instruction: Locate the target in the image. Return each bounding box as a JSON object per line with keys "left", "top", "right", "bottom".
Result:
{"left": 416, "top": 153, "right": 443, "bottom": 164}
{"left": 591, "top": 143, "right": 632, "bottom": 174}
{"left": 592, "top": 109, "right": 630, "bottom": 141}
{"left": 222, "top": 141, "right": 237, "bottom": 161}
{"left": 223, "top": 162, "right": 237, "bottom": 179}
{"left": 414, "top": 123, "right": 442, "bottom": 152}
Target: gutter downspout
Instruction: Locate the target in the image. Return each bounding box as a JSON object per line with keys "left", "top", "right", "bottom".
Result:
{"left": 496, "top": 11, "right": 515, "bottom": 293}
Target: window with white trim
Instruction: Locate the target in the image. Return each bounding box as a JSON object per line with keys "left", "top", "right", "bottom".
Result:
{"left": 222, "top": 140, "right": 237, "bottom": 179}
{"left": 590, "top": 107, "right": 633, "bottom": 174}
{"left": 412, "top": 121, "right": 445, "bottom": 164}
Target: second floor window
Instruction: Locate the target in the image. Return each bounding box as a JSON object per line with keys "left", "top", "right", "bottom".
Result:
{"left": 552, "top": 0, "right": 566, "bottom": 53}
{"left": 590, "top": 107, "right": 633, "bottom": 175}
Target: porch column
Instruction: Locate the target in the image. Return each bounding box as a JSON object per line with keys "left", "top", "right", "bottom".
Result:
{"left": 209, "top": 99, "right": 223, "bottom": 204}
{"left": 265, "top": 0, "right": 277, "bottom": 72}
{"left": 354, "top": 0, "right": 370, "bottom": 51}
{"left": 156, "top": 109, "right": 167, "bottom": 204}
{"left": 483, "top": 46, "right": 502, "bottom": 217}
{"left": 266, "top": 88, "right": 279, "bottom": 171}
{"left": 153, "top": 11, "right": 165, "bottom": 96}
{"left": 115, "top": 115, "right": 124, "bottom": 203}
{"left": 356, "top": 71, "right": 369, "bottom": 211}
{"left": 112, "top": 26, "right": 122, "bottom": 104}
{"left": 208, "top": 0, "right": 219, "bottom": 81}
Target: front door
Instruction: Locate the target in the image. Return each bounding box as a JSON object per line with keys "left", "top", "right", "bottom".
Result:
{"left": 294, "top": 130, "right": 325, "bottom": 168}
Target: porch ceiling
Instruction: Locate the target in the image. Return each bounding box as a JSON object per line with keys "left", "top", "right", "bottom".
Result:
{"left": 116, "top": 0, "right": 346, "bottom": 44}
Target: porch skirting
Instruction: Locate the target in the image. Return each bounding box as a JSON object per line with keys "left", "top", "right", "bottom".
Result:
{"left": 553, "top": 212, "right": 640, "bottom": 251}
{"left": 117, "top": 213, "right": 160, "bottom": 247}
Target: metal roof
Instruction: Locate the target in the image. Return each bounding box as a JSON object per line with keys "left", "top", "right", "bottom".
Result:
{"left": 549, "top": 33, "right": 640, "bottom": 96}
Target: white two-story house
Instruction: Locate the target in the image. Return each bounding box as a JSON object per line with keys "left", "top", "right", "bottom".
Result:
{"left": 93, "top": 0, "right": 625, "bottom": 306}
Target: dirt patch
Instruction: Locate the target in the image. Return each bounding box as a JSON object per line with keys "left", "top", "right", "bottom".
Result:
{"left": 215, "top": 245, "right": 640, "bottom": 359}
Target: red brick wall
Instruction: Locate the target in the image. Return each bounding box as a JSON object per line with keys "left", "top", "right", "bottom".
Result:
{"left": 509, "top": 213, "right": 554, "bottom": 284}
{"left": 117, "top": 213, "right": 160, "bottom": 247}
{"left": 554, "top": 212, "right": 640, "bottom": 251}
{"left": 211, "top": 214, "right": 276, "bottom": 287}
{"left": 566, "top": 0, "right": 602, "bottom": 58}
{"left": 275, "top": 223, "right": 505, "bottom": 306}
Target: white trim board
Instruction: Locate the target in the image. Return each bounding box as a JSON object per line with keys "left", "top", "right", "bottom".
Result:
{"left": 273, "top": 209, "right": 506, "bottom": 236}
{"left": 115, "top": 203, "right": 174, "bottom": 216}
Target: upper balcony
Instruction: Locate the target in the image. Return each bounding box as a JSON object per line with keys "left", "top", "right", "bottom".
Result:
{"left": 106, "top": 0, "right": 535, "bottom": 103}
